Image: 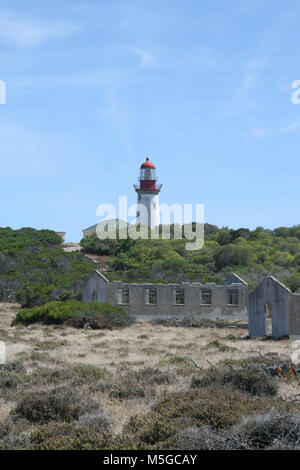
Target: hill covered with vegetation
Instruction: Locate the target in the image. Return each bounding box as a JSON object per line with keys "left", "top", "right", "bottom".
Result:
{"left": 80, "top": 224, "right": 300, "bottom": 291}
{"left": 0, "top": 227, "right": 94, "bottom": 307}
{"left": 1, "top": 223, "right": 299, "bottom": 311}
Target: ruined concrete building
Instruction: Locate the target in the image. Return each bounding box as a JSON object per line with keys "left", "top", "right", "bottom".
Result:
{"left": 83, "top": 271, "right": 248, "bottom": 320}
{"left": 248, "top": 276, "right": 300, "bottom": 339}
{"left": 83, "top": 270, "right": 300, "bottom": 339}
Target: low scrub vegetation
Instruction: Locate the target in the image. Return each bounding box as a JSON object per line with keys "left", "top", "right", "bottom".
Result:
{"left": 175, "top": 411, "right": 300, "bottom": 450}
{"left": 203, "top": 340, "right": 237, "bottom": 352}
{"left": 0, "top": 304, "right": 299, "bottom": 451}
{"left": 191, "top": 368, "right": 278, "bottom": 396}
{"left": 150, "top": 317, "right": 225, "bottom": 328}
{"left": 125, "top": 386, "right": 276, "bottom": 446}
{"left": 13, "top": 300, "right": 130, "bottom": 329}
{"left": 12, "top": 387, "right": 95, "bottom": 424}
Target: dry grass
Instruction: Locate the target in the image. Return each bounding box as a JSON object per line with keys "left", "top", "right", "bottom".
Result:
{"left": 0, "top": 302, "right": 298, "bottom": 449}
{"left": 0, "top": 302, "right": 293, "bottom": 383}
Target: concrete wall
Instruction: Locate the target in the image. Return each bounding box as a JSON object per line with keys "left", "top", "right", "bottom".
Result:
{"left": 82, "top": 270, "right": 108, "bottom": 303}
{"left": 55, "top": 232, "right": 66, "bottom": 242}
{"left": 291, "top": 294, "right": 300, "bottom": 340}
{"left": 249, "top": 277, "right": 291, "bottom": 338}
{"left": 82, "top": 229, "right": 96, "bottom": 238}
{"left": 106, "top": 280, "right": 248, "bottom": 319}
{"left": 223, "top": 273, "right": 248, "bottom": 286}
{"left": 82, "top": 270, "right": 300, "bottom": 333}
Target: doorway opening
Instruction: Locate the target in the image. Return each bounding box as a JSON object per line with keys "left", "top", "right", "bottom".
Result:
{"left": 265, "top": 303, "right": 272, "bottom": 336}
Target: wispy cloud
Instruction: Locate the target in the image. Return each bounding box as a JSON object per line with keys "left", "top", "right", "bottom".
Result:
{"left": 249, "top": 121, "right": 298, "bottom": 139}
{"left": 0, "top": 9, "right": 80, "bottom": 47}
{"left": 97, "top": 71, "right": 134, "bottom": 155}
{"left": 129, "top": 47, "right": 153, "bottom": 67}
{"left": 128, "top": 44, "right": 218, "bottom": 71}
{"left": 240, "top": 59, "right": 264, "bottom": 95}
{"left": 277, "top": 121, "right": 298, "bottom": 135}
{"left": 252, "top": 128, "right": 268, "bottom": 138}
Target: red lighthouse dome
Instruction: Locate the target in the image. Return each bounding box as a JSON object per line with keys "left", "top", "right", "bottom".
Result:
{"left": 140, "top": 157, "right": 156, "bottom": 169}
{"left": 134, "top": 157, "right": 162, "bottom": 192}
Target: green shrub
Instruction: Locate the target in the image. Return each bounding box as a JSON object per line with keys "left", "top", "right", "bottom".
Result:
{"left": 108, "top": 379, "right": 146, "bottom": 400}
{"left": 12, "top": 387, "right": 97, "bottom": 424}
{"left": 204, "top": 340, "right": 237, "bottom": 352}
{"left": 80, "top": 233, "right": 123, "bottom": 256}
{"left": 164, "top": 356, "right": 187, "bottom": 365}
{"left": 90, "top": 367, "right": 174, "bottom": 401}
{"left": 29, "top": 423, "right": 109, "bottom": 450}
{"left": 0, "top": 371, "right": 22, "bottom": 389}
{"left": 191, "top": 368, "right": 278, "bottom": 396}
{"left": 134, "top": 367, "right": 176, "bottom": 385}
{"left": 71, "top": 364, "right": 110, "bottom": 383}
{"left": 126, "top": 414, "right": 177, "bottom": 445}
{"left": 70, "top": 302, "right": 130, "bottom": 329}
{"left": 0, "top": 362, "right": 25, "bottom": 373}
{"left": 125, "top": 387, "right": 272, "bottom": 446}
{"left": 29, "top": 422, "right": 142, "bottom": 450}
{"left": 0, "top": 362, "right": 26, "bottom": 393}
{"left": 13, "top": 300, "right": 129, "bottom": 329}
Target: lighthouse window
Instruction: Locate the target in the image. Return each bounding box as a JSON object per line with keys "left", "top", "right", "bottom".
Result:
{"left": 200, "top": 289, "right": 212, "bottom": 305}
{"left": 118, "top": 288, "right": 129, "bottom": 305}
{"left": 227, "top": 289, "right": 238, "bottom": 306}
{"left": 145, "top": 288, "right": 157, "bottom": 305}
{"left": 173, "top": 288, "right": 185, "bottom": 305}
{"left": 140, "top": 168, "right": 156, "bottom": 180}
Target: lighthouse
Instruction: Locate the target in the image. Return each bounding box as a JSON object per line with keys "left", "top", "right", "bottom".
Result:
{"left": 134, "top": 157, "right": 162, "bottom": 229}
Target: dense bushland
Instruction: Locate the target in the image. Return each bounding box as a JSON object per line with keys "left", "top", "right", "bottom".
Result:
{"left": 80, "top": 223, "right": 300, "bottom": 290}
{"left": 0, "top": 227, "right": 94, "bottom": 307}
{"left": 13, "top": 300, "right": 129, "bottom": 329}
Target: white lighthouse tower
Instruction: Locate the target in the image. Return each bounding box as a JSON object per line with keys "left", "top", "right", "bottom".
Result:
{"left": 134, "top": 157, "right": 162, "bottom": 229}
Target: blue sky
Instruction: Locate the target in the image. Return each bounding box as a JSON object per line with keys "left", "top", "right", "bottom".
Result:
{"left": 0, "top": 0, "right": 300, "bottom": 241}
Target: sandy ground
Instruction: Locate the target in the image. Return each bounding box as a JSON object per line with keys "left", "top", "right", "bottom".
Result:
{"left": 0, "top": 303, "right": 292, "bottom": 368}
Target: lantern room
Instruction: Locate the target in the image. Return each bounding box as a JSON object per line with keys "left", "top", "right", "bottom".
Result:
{"left": 135, "top": 157, "right": 162, "bottom": 192}
{"left": 140, "top": 157, "right": 157, "bottom": 182}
